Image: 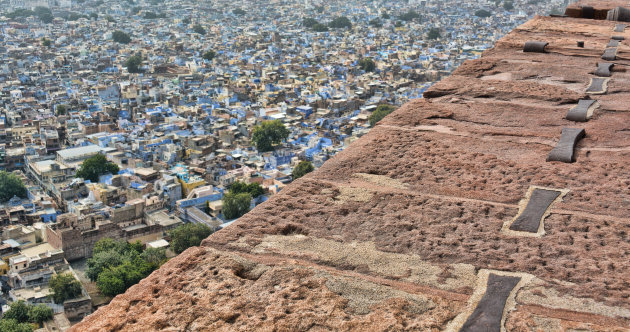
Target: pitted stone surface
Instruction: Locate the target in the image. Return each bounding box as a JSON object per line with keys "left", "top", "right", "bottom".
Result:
{"left": 71, "top": 10, "right": 630, "bottom": 332}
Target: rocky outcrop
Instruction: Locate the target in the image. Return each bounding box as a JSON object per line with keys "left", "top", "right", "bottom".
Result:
{"left": 72, "top": 4, "right": 630, "bottom": 331}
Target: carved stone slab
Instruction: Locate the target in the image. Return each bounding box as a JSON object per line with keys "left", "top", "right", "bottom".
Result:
{"left": 586, "top": 77, "right": 609, "bottom": 94}
{"left": 523, "top": 41, "right": 548, "bottom": 53}
{"left": 459, "top": 274, "right": 522, "bottom": 332}
{"left": 547, "top": 128, "right": 586, "bottom": 163}
{"left": 594, "top": 62, "right": 614, "bottom": 77}
{"left": 509, "top": 189, "right": 562, "bottom": 233}
{"left": 607, "top": 39, "right": 620, "bottom": 48}
{"left": 602, "top": 47, "right": 617, "bottom": 61}
{"left": 566, "top": 99, "right": 597, "bottom": 122}
{"left": 614, "top": 24, "right": 626, "bottom": 32}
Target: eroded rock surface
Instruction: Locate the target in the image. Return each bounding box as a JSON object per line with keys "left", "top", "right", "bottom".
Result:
{"left": 72, "top": 7, "right": 630, "bottom": 332}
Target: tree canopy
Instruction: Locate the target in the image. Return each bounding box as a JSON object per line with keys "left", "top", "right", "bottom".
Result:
{"left": 251, "top": 120, "right": 290, "bottom": 152}
{"left": 504, "top": 1, "right": 514, "bottom": 10}
{"left": 302, "top": 18, "right": 318, "bottom": 28}
{"left": 88, "top": 239, "right": 166, "bottom": 297}
{"left": 49, "top": 273, "right": 83, "bottom": 303}
{"left": 125, "top": 54, "right": 144, "bottom": 73}
{"left": 399, "top": 10, "right": 421, "bottom": 22}
{"left": 292, "top": 161, "right": 314, "bottom": 180}
{"left": 112, "top": 30, "right": 132, "bottom": 44}
{"left": 369, "top": 105, "right": 396, "bottom": 127}
{"left": 41, "top": 38, "right": 52, "bottom": 47}
{"left": 169, "top": 223, "right": 213, "bottom": 254}
{"left": 229, "top": 181, "right": 264, "bottom": 198}
{"left": 222, "top": 192, "right": 251, "bottom": 220}
{"left": 193, "top": 24, "right": 206, "bottom": 35}
{"left": 0, "top": 171, "right": 27, "bottom": 202}
{"left": 75, "top": 154, "right": 119, "bottom": 183}
{"left": 427, "top": 27, "right": 441, "bottom": 40}
{"left": 475, "top": 9, "right": 492, "bottom": 17}
{"left": 233, "top": 8, "right": 246, "bottom": 16}
{"left": 27, "top": 304, "right": 53, "bottom": 324}
{"left": 0, "top": 300, "right": 52, "bottom": 330}
{"left": 358, "top": 58, "right": 376, "bottom": 72}
{"left": 312, "top": 23, "right": 329, "bottom": 32}
{"left": 202, "top": 50, "right": 216, "bottom": 61}
{"left": 329, "top": 16, "right": 352, "bottom": 29}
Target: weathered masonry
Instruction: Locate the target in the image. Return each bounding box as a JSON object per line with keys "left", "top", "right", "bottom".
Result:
{"left": 72, "top": 1, "right": 630, "bottom": 331}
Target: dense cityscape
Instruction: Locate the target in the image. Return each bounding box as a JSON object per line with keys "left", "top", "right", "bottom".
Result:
{"left": 0, "top": 0, "right": 569, "bottom": 330}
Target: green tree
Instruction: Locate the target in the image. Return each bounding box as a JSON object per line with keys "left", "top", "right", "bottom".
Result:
{"left": 0, "top": 319, "right": 33, "bottom": 332}
{"left": 89, "top": 13, "right": 98, "bottom": 20}
{"left": 193, "top": 24, "right": 206, "bottom": 35}
{"left": 233, "top": 8, "right": 246, "bottom": 15}
{"left": 75, "top": 154, "right": 120, "bottom": 182}
{"left": 87, "top": 246, "right": 127, "bottom": 281}
{"left": 229, "top": 181, "right": 264, "bottom": 198}
{"left": 140, "top": 247, "right": 167, "bottom": 266}
{"left": 358, "top": 58, "right": 376, "bottom": 72}
{"left": 88, "top": 238, "right": 163, "bottom": 297}
{"left": 0, "top": 171, "right": 27, "bottom": 202}
{"left": 112, "top": 30, "right": 131, "bottom": 44}
{"left": 96, "top": 268, "right": 126, "bottom": 297}
{"left": 329, "top": 16, "right": 352, "bottom": 29}
{"left": 292, "top": 161, "right": 314, "bottom": 180}
{"left": 222, "top": 192, "right": 251, "bottom": 220}
{"left": 125, "top": 54, "right": 143, "bottom": 73}
{"left": 182, "top": 17, "right": 191, "bottom": 24}
{"left": 303, "top": 18, "right": 318, "bottom": 28}
{"left": 202, "top": 50, "right": 216, "bottom": 61}
{"left": 399, "top": 10, "right": 420, "bottom": 22}
{"left": 56, "top": 104, "right": 66, "bottom": 115}
{"left": 34, "top": 6, "right": 53, "bottom": 23}
{"left": 369, "top": 105, "right": 396, "bottom": 127}
{"left": 143, "top": 11, "right": 158, "bottom": 19}
{"left": 504, "top": 1, "right": 514, "bottom": 10}
{"left": 315, "top": 5, "right": 324, "bottom": 13}
{"left": 369, "top": 18, "right": 382, "bottom": 27}
{"left": 475, "top": 9, "right": 492, "bottom": 17}
{"left": 105, "top": 15, "right": 115, "bottom": 23}
{"left": 41, "top": 38, "right": 52, "bottom": 47}
{"left": 381, "top": 12, "right": 390, "bottom": 19}
{"left": 49, "top": 273, "right": 82, "bottom": 303}
{"left": 169, "top": 223, "right": 213, "bottom": 254}
{"left": 27, "top": 304, "right": 53, "bottom": 324}
{"left": 427, "top": 27, "right": 441, "bottom": 40}
{"left": 3, "top": 301, "right": 30, "bottom": 323}
{"left": 312, "top": 23, "right": 329, "bottom": 32}
{"left": 251, "top": 120, "right": 290, "bottom": 152}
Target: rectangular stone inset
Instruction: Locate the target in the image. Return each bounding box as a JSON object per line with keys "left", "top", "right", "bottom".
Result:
{"left": 607, "top": 39, "right": 620, "bottom": 48}
{"left": 547, "top": 128, "right": 586, "bottom": 163}
{"left": 614, "top": 24, "right": 626, "bottom": 32}
{"left": 612, "top": 35, "right": 625, "bottom": 41}
{"left": 566, "top": 99, "right": 597, "bottom": 122}
{"left": 509, "top": 189, "right": 562, "bottom": 233}
{"left": 523, "top": 41, "right": 548, "bottom": 53}
{"left": 594, "top": 62, "right": 613, "bottom": 77}
{"left": 602, "top": 47, "right": 617, "bottom": 61}
{"left": 586, "top": 77, "right": 609, "bottom": 94}
{"left": 459, "top": 274, "right": 521, "bottom": 332}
